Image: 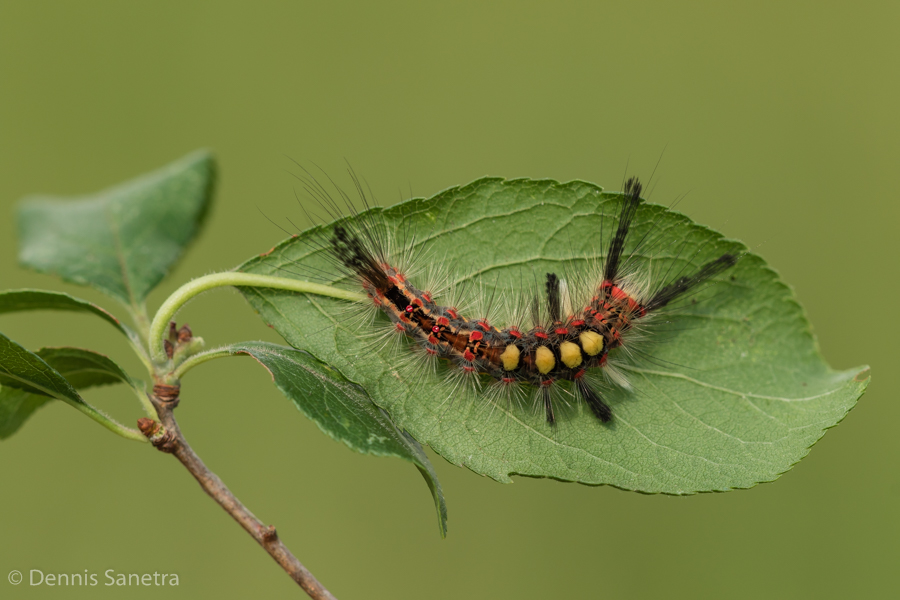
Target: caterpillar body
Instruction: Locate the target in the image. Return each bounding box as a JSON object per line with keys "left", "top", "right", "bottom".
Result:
{"left": 309, "top": 175, "right": 738, "bottom": 426}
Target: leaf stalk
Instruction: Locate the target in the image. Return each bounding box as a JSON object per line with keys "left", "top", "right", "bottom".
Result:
{"left": 148, "top": 272, "right": 363, "bottom": 364}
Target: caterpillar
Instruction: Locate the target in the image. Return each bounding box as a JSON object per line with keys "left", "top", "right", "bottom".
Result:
{"left": 293, "top": 173, "right": 738, "bottom": 426}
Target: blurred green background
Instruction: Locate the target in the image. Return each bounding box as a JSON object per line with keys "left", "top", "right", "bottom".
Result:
{"left": 0, "top": 1, "right": 895, "bottom": 598}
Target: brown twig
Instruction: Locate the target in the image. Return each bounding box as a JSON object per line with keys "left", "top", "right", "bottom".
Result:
{"left": 140, "top": 388, "right": 337, "bottom": 600}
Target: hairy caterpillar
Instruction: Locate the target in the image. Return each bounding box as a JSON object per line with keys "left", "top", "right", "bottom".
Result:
{"left": 287, "top": 172, "right": 738, "bottom": 426}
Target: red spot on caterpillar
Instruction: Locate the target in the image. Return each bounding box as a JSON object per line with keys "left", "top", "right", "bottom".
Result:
{"left": 463, "top": 365, "right": 476, "bottom": 373}
{"left": 540, "top": 379, "right": 554, "bottom": 387}
{"left": 405, "top": 305, "right": 414, "bottom": 313}
{"left": 477, "top": 319, "right": 490, "bottom": 330}
{"left": 446, "top": 308, "right": 459, "bottom": 319}
{"left": 427, "top": 335, "right": 438, "bottom": 345}
{"left": 535, "top": 331, "right": 549, "bottom": 340}
{"left": 395, "top": 323, "right": 406, "bottom": 332}
{"left": 431, "top": 325, "right": 440, "bottom": 333}
{"left": 422, "top": 292, "right": 433, "bottom": 303}
{"left": 602, "top": 282, "right": 626, "bottom": 297}
{"left": 426, "top": 348, "right": 438, "bottom": 355}
{"left": 555, "top": 327, "right": 568, "bottom": 335}
{"left": 573, "top": 369, "right": 586, "bottom": 379}
{"left": 469, "top": 331, "right": 484, "bottom": 342}
{"left": 437, "top": 316, "right": 450, "bottom": 326}
{"left": 601, "top": 281, "right": 644, "bottom": 314}
{"left": 463, "top": 349, "right": 476, "bottom": 362}
{"left": 570, "top": 320, "right": 585, "bottom": 327}
{"left": 600, "top": 355, "right": 608, "bottom": 366}
{"left": 508, "top": 329, "right": 522, "bottom": 339}
{"left": 501, "top": 377, "right": 515, "bottom": 384}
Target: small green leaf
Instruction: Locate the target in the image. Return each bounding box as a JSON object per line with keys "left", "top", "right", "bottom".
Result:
{"left": 36, "top": 347, "right": 141, "bottom": 391}
{"left": 0, "top": 346, "right": 142, "bottom": 438}
{"left": 17, "top": 150, "right": 215, "bottom": 307}
{"left": 0, "top": 289, "right": 138, "bottom": 344}
{"left": 0, "top": 336, "right": 88, "bottom": 403}
{"left": 0, "top": 387, "right": 52, "bottom": 440}
{"left": 214, "top": 342, "right": 447, "bottom": 536}
{"left": 237, "top": 177, "right": 869, "bottom": 494}
{"left": 0, "top": 333, "right": 143, "bottom": 441}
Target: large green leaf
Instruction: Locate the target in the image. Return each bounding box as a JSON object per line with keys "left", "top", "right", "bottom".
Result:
{"left": 0, "top": 334, "right": 142, "bottom": 440}
{"left": 211, "top": 342, "right": 447, "bottom": 536}
{"left": 0, "top": 289, "right": 138, "bottom": 344}
{"left": 236, "top": 177, "right": 869, "bottom": 494}
{"left": 17, "top": 150, "right": 215, "bottom": 307}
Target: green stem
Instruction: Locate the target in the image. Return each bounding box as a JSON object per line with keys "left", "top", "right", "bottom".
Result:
{"left": 171, "top": 347, "right": 235, "bottom": 380}
{"left": 148, "top": 272, "right": 364, "bottom": 364}
{"left": 123, "top": 302, "right": 157, "bottom": 377}
{"left": 130, "top": 302, "right": 152, "bottom": 343}
{"left": 69, "top": 400, "right": 147, "bottom": 442}
{"left": 133, "top": 384, "right": 158, "bottom": 418}
{"left": 127, "top": 334, "right": 155, "bottom": 377}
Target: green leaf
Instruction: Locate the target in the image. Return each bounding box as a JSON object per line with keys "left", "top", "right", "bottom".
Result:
{"left": 236, "top": 177, "right": 869, "bottom": 494}
{"left": 35, "top": 347, "right": 141, "bottom": 391}
{"left": 0, "top": 289, "right": 138, "bottom": 344}
{"left": 0, "top": 333, "right": 143, "bottom": 441}
{"left": 0, "top": 387, "right": 52, "bottom": 440}
{"left": 17, "top": 150, "right": 216, "bottom": 307}
{"left": 210, "top": 342, "right": 447, "bottom": 536}
{"left": 0, "top": 346, "right": 140, "bottom": 438}
{"left": 0, "top": 346, "right": 142, "bottom": 438}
